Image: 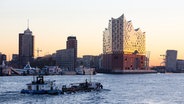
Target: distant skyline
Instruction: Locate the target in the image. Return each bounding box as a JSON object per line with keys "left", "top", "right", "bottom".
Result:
{"left": 0, "top": 0, "right": 184, "bottom": 66}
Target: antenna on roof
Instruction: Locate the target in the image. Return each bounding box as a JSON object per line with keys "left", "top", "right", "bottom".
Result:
{"left": 27, "top": 19, "right": 29, "bottom": 29}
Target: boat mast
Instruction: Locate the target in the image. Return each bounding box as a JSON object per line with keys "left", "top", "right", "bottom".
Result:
{"left": 90, "top": 68, "right": 92, "bottom": 83}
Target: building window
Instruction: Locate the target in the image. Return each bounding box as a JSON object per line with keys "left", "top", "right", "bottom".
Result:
{"left": 114, "top": 56, "right": 118, "bottom": 59}
{"left": 141, "top": 56, "right": 144, "bottom": 60}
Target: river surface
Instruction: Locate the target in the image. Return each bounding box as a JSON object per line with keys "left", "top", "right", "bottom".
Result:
{"left": 1, "top": 73, "right": 184, "bottom": 104}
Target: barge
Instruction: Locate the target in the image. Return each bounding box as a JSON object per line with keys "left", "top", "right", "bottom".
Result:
{"left": 62, "top": 79, "right": 103, "bottom": 93}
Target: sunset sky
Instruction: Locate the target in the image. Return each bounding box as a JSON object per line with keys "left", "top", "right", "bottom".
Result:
{"left": 0, "top": 0, "right": 184, "bottom": 66}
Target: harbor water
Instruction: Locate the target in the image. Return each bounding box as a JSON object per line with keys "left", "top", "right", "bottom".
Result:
{"left": 1, "top": 73, "right": 184, "bottom": 104}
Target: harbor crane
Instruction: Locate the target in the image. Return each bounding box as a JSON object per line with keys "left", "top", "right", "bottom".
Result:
{"left": 36, "top": 48, "right": 42, "bottom": 57}
{"left": 160, "top": 54, "right": 166, "bottom": 66}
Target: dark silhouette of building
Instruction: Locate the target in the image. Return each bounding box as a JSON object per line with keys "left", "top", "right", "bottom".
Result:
{"left": 66, "top": 36, "right": 77, "bottom": 69}
{"left": 31, "top": 55, "right": 56, "bottom": 68}
{"left": 9, "top": 54, "right": 19, "bottom": 68}
{"left": 56, "top": 49, "right": 75, "bottom": 71}
{"left": 0, "top": 53, "right": 6, "bottom": 76}
{"left": 19, "top": 28, "right": 34, "bottom": 68}
{"left": 0, "top": 53, "right": 6, "bottom": 64}
{"left": 165, "top": 50, "right": 177, "bottom": 72}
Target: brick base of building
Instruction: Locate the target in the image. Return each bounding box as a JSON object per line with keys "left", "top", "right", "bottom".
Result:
{"left": 101, "top": 53, "right": 149, "bottom": 73}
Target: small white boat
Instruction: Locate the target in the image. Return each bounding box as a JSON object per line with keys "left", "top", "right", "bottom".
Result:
{"left": 21, "top": 75, "right": 62, "bottom": 95}
{"left": 23, "top": 62, "right": 35, "bottom": 70}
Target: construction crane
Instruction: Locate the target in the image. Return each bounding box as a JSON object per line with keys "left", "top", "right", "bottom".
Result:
{"left": 160, "top": 54, "right": 166, "bottom": 66}
{"left": 36, "top": 48, "right": 42, "bottom": 58}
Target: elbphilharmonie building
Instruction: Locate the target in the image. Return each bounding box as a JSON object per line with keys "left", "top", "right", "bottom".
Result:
{"left": 102, "top": 14, "right": 148, "bottom": 72}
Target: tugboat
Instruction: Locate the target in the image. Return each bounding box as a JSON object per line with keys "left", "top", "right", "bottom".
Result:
{"left": 21, "top": 75, "right": 62, "bottom": 95}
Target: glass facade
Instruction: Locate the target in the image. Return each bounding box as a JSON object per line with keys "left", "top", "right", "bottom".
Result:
{"left": 103, "top": 14, "right": 145, "bottom": 55}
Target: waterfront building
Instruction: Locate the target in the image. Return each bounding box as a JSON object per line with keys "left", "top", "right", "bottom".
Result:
{"left": 82, "top": 55, "right": 100, "bottom": 69}
{"left": 102, "top": 14, "right": 146, "bottom": 72}
{"left": 176, "top": 59, "right": 184, "bottom": 71}
{"left": 9, "top": 54, "right": 19, "bottom": 68}
{"left": 19, "top": 27, "right": 34, "bottom": 68}
{"left": 82, "top": 55, "right": 93, "bottom": 68}
{"left": 56, "top": 49, "right": 75, "bottom": 71}
{"left": 12, "top": 54, "right": 19, "bottom": 61}
{"left": 165, "top": 50, "right": 177, "bottom": 72}
{"left": 66, "top": 36, "right": 77, "bottom": 69}
{"left": 31, "top": 54, "right": 56, "bottom": 68}
{"left": 41, "top": 66, "right": 61, "bottom": 75}
{"left": 0, "top": 67, "right": 2, "bottom": 76}
{"left": 0, "top": 53, "right": 6, "bottom": 64}
{"left": 76, "top": 58, "right": 83, "bottom": 67}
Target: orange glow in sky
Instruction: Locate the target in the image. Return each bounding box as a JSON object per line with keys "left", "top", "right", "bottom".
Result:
{"left": 0, "top": 0, "right": 184, "bottom": 66}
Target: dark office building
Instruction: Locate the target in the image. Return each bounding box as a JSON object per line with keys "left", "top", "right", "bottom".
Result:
{"left": 66, "top": 36, "right": 77, "bottom": 69}
{"left": 19, "top": 28, "right": 34, "bottom": 68}
{"left": 56, "top": 49, "right": 75, "bottom": 71}
{"left": 0, "top": 53, "right": 6, "bottom": 64}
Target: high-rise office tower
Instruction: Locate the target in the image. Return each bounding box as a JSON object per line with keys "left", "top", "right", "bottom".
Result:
{"left": 66, "top": 36, "right": 77, "bottom": 69}
{"left": 102, "top": 14, "right": 146, "bottom": 71}
{"left": 19, "top": 27, "right": 34, "bottom": 67}
{"left": 165, "top": 50, "right": 177, "bottom": 72}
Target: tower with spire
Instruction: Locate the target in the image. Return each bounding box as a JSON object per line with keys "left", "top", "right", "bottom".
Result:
{"left": 18, "top": 20, "right": 34, "bottom": 68}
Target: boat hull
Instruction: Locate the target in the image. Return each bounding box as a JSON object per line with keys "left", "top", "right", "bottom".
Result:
{"left": 21, "top": 89, "right": 62, "bottom": 95}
